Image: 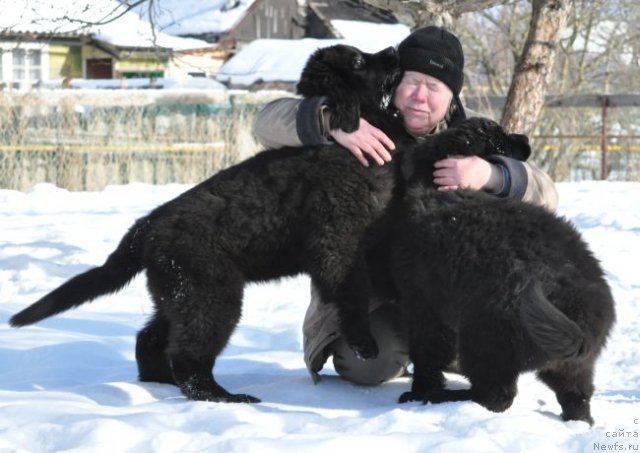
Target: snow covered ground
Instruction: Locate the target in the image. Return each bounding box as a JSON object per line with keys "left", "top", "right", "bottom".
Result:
{"left": 0, "top": 181, "right": 638, "bottom": 452}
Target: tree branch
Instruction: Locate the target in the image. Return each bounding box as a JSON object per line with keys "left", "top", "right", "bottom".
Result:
{"left": 57, "top": 0, "right": 148, "bottom": 29}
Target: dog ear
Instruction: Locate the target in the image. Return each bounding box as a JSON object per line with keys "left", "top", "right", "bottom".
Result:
{"left": 297, "top": 47, "right": 334, "bottom": 97}
{"left": 297, "top": 46, "right": 361, "bottom": 132}
{"left": 507, "top": 134, "right": 531, "bottom": 161}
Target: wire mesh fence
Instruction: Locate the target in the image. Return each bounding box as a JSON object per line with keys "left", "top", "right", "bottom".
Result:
{"left": 1, "top": 90, "right": 639, "bottom": 192}
{"left": 0, "top": 90, "right": 280, "bottom": 191}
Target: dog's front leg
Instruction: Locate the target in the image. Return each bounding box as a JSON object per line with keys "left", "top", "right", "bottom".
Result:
{"left": 328, "top": 90, "right": 361, "bottom": 132}
{"left": 341, "top": 261, "right": 379, "bottom": 359}
{"left": 147, "top": 257, "right": 260, "bottom": 403}
{"left": 339, "top": 310, "right": 379, "bottom": 361}
{"left": 313, "top": 267, "right": 379, "bottom": 360}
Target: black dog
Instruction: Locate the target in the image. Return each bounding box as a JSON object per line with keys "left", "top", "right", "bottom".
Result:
{"left": 9, "top": 45, "right": 410, "bottom": 403}
{"left": 391, "top": 121, "right": 615, "bottom": 424}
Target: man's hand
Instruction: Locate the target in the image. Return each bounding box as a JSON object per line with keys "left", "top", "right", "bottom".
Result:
{"left": 433, "top": 155, "right": 502, "bottom": 192}
{"left": 330, "top": 118, "right": 395, "bottom": 167}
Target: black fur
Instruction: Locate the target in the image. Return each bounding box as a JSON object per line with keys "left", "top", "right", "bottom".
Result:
{"left": 9, "top": 45, "right": 410, "bottom": 403}
{"left": 391, "top": 123, "right": 615, "bottom": 425}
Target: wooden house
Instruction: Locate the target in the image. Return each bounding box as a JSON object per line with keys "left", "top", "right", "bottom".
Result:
{"left": 146, "top": 0, "right": 306, "bottom": 45}
{"left": 0, "top": 0, "right": 215, "bottom": 89}
{"left": 305, "top": 0, "right": 400, "bottom": 38}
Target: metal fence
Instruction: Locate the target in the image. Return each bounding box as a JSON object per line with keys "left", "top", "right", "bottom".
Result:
{"left": 1, "top": 91, "right": 639, "bottom": 191}
{"left": 466, "top": 94, "right": 640, "bottom": 182}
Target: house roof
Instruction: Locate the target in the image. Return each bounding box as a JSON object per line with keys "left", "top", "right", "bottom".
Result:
{"left": 131, "top": 0, "right": 258, "bottom": 38}
{"left": 217, "top": 21, "right": 410, "bottom": 86}
{"left": 0, "top": 0, "right": 213, "bottom": 50}
{"left": 308, "top": 0, "right": 399, "bottom": 25}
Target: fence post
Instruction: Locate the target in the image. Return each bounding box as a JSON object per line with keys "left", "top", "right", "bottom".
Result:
{"left": 600, "top": 95, "right": 608, "bottom": 180}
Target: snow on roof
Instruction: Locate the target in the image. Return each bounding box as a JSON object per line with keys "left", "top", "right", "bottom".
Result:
{"left": 0, "top": 0, "right": 213, "bottom": 50}
{"left": 133, "top": 0, "right": 256, "bottom": 36}
{"left": 41, "top": 76, "right": 227, "bottom": 90}
{"left": 330, "top": 20, "right": 409, "bottom": 42}
{"left": 216, "top": 21, "right": 410, "bottom": 86}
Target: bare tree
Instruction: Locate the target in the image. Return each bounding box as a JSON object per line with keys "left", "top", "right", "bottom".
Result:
{"left": 501, "top": 0, "right": 573, "bottom": 135}
{"left": 455, "top": 3, "right": 530, "bottom": 96}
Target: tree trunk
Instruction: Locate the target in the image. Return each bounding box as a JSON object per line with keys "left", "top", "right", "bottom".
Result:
{"left": 500, "top": 0, "right": 573, "bottom": 135}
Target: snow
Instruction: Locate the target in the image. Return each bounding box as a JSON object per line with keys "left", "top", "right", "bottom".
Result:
{"left": 330, "top": 20, "right": 410, "bottom": 43}
{"left": 217, "top": 38, "right": 350, "bottom": 85}
{"left": 217, "top": 23, "right": 410, "bottom": 86}
{"left": 132, "top": 0, "right": 256, "bottom": 36}
{"left": 41, "top": 76, "right": 227, "bottom": 90}
{"left": 1, "top": 180, "right": 639, "bottom": 452}
{"left": 0, "top": 0, "right": 212, "bottom": 50}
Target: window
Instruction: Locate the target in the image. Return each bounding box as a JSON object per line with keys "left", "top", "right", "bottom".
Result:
{"left": 12, "top": 49, "right": 25, "bottom": 80}
{"left": 28, "top": 50, "right": 41, "bottom": 81}
{"left": 12, "top": 48, "right": 42, "bottom": 83}
{"left": 0, "top": 44, "right": 48, "bottom": 88}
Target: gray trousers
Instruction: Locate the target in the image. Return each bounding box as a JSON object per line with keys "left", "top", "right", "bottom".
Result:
{"left": 329, "top": 303, "right": 410, "bottom": 386}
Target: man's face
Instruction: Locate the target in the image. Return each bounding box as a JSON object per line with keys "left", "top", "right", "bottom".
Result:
{"left": 393, "top": 71, "right": 454, "bottom": 136}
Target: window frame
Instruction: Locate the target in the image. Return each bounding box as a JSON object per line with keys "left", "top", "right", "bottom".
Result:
{"left": 0, "top": 43, "right": 49, "bottom": 88}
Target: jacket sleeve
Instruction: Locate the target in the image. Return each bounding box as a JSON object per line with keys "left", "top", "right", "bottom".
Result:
{"left": 464, "top": 109, "right": 558, "bottom": 211}
{"left": 487, "top": 155, "right": 559, "bottom": 211}
{"left": 254, "top": 96, "right": 332, "bottom": 149}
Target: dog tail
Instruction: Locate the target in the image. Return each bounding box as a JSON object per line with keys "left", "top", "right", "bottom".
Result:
{"left": 520, "top": 279, "right": 587, "bottom": 360}
{"left": 9, "top": 219, "right": 148, "bottom": 327}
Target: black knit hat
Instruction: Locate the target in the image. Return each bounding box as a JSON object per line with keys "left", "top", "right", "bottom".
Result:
{"left": 398, "top": 26, "right": 466, "bottom": 124}
{"left": 398, "top": 26, "right": 464, "bottom": 94}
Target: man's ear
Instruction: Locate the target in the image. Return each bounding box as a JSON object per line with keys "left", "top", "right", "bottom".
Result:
{"left": 508, "top": 133, "right": 531, "bottom": 161}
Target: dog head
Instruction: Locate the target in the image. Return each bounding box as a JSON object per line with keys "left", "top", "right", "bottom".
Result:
{"left": 297, "top": 45, "right": 400, "bottom": 132}
{"left": 436, "top": 117, "right": 531, "bottom": 161}
{"left": 402, "top": 117, "right": 532, "bottom": 184}
{"left": 421, "top": 117, "right": 531, "bottom": 161}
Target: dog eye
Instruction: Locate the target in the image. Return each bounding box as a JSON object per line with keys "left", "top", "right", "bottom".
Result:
{"left": 352, "top": 55, "right": 365, "bottom": 70}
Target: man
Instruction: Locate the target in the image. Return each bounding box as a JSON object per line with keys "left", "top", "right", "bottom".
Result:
{"left": 254, "top": 26, "right": 558, "bottom": 385}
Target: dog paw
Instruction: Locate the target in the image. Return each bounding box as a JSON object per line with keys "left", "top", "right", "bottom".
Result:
{"left": 179, "top": 379, "right": 261, "bottom": 403}
{"left": 399, "top": 391, "right": 420, "bottom": 403}
{"left": 202, "top": 392, "right": 260, "bottom": 403}
{"left": 329, "top": 104, "right": 360, "bottom": 132}
{"left": 560, "top": 402, "right": 594, "bottom": 426}
{"left": 224, "top": 393, "right": 261, "bottom": 404}
{"left": 350, "top": 337, "right": 379, "bottom": 360}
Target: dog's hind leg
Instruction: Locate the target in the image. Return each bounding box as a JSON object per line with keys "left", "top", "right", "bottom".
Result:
{"left": 410, "top": 377, "right": 518, "bottom": 412}
{"left": 457, "top": 311, "right": 521, "bottom": 413}
{"left": 136, "top": 312, "right": 175, "bottom": 384}
{"left": 466, "top": 375, "right": 519, "bottom": 413}
{"left": 537, "top": 362, "right": 595, "bottom": 425}
{"left": 147, "top": 259, "right": 259, "bottom": 403}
